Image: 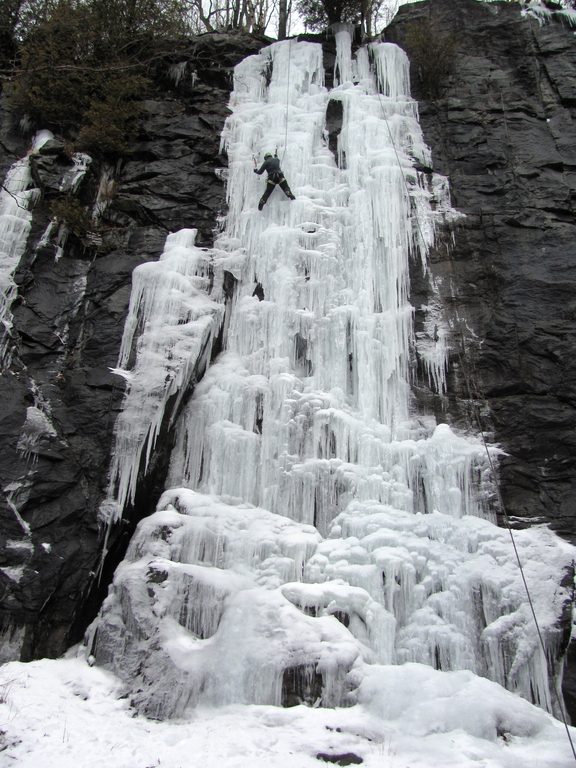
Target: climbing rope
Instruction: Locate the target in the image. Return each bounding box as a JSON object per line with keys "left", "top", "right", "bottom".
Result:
{"left": 375, "top": 89, "right": 416, "bottom": 225}
{"left": 374, "top": 72, "right": 576, "bottom": 761}
{"left": 457, "top": 338, "right": 576, "bottom": 761}
{"left": 281, "top": 39, "right": 292, "bottom": 163}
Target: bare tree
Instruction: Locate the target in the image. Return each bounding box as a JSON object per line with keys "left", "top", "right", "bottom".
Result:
{"left": 297, "top": 0, "right": 397, "bottom": 36}
{"left": 278, "top": 0, "right": 288, "bottom": 37}
{"left": 185, "top": 0, "right": 277, "bottom": 33}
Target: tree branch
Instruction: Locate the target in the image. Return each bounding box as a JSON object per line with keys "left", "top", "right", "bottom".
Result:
{"left": 1, "top": 183, "right": 30, "bottom": 210}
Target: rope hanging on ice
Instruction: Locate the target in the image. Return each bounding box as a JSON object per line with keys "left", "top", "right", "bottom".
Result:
{"left": 281, "top": 38, "right": 292, "bottom": 162}
{"left": 458, "top": 336, "right": 576, "bottom": 763}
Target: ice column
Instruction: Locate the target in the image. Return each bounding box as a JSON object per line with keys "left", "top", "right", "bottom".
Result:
{"left": 101, "top": 230, "right": 224, "bottom": 524}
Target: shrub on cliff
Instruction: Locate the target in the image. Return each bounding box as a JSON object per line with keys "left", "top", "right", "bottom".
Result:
{"left": 49, "top": 195, "right": 95, "bottom": 240}
{"left": 10, "top": 4, "right": 97, "bottom": 132}
{"left": 77, "top": 74, "right": 150, "bottom": 155}
{"left": 9, "top": 0, "right": 185, "bottom": 153}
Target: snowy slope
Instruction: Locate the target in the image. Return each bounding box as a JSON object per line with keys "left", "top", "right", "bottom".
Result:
{"left": 1, "top": 654, "right": 576, "bottom": 767}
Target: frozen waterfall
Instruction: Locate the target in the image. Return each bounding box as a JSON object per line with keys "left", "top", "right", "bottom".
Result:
{"left": 0, "top": 132, "right": 53, "bottom": 367}
{"left": 0, "top": 131, "right": 90, "bottom": 366}
{"left": 91, "top": 32, "right": 574, "bottom": 723}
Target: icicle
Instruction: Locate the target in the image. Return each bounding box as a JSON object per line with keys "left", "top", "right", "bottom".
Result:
{"left": 16, "top": 406, "right": 57, "bottom": 463}
{"left": 332, "top": 24, "right": 355, "bottom": 86}
{"left": 101, "top": 229, "right": 225, "bottom": 522}
{"left": 92, "top": 164, "right": 115, "bottom": 220}
{"left": 370, "top": 43, "right": 411, "bottom": 99}
{"left": 59, "top": 152, "right": 91, "bottom": 193}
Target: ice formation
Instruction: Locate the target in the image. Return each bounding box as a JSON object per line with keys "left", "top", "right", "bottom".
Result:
{"left": 91, "top": 31, "right": 575, "bottom": 726}
{"left": 101, "top": 229, "right": 224, "bottom": 520}
{"left": 0, "top": 132, "right": 52, "bottom": 366}
{"left": 59, "top": 152, "right": 91, "bottom": 194}
{"left": 522, "top": 0, "right": 576, "bottom": 27}
{"left": 0, "top": 133, "right": 93, "bottom": 363}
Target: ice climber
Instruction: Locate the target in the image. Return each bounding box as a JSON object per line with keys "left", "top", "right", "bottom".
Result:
{"left": 254, "top": 152, "right": 295, "bottom": 210}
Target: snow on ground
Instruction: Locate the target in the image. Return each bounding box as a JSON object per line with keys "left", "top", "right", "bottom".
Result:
{"left": 1, "top": 654, "right": 575, "bottom": 768}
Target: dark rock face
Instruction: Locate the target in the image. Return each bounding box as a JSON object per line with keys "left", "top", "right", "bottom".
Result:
{"left": 387, "top": 0, "right": 576, "bottom": 719}
{"left": 325, "top": 99, "right": 344, "bottom": 164}
{"left": 0, "top": 33, "right": 266, "bottom": 660}
{"left": 282, "top": 663, "right": 324, "bottom": 707}
{"left": 316, "top": 754, "right": 363, "bottom": 766}
{"left": 390, "top": 0, "right": 576, "bottom": 537}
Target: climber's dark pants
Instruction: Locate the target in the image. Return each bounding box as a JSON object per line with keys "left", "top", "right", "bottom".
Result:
{"left": 259, "top": 175, "right": 294, "bottom": 209}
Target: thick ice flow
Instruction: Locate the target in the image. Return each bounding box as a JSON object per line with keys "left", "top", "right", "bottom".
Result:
{"left": 92, "top": 490, "right": 366, "bottom": 716}
{"left": 102, "top": 229, "right": 224, "bottom": 520}
{"left": 92, "top": 32, "right": 575, "bottom": 722}
{"left": 0, "top": 132, "right": 91, "bottom": 365}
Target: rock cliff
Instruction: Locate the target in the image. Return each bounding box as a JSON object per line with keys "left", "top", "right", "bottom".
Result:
{"left": 1, "top": 0, "right": 575, "bottom": 718}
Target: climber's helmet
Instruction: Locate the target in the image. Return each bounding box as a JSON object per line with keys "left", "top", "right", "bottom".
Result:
{"left": 264, "top": 152, "right": 273, "bottom": 159}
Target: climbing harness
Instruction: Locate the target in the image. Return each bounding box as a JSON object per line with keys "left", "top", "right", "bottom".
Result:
{"left": 375, "top": 74, "right": 576, "bottom": 763}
